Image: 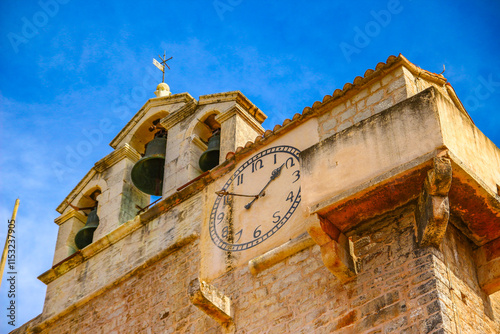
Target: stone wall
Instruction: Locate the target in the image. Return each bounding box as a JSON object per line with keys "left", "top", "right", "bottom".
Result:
{"left": 436, "top": 221, "right": 500, "bottom": 333}
{"left": 317, "top": 66, "right": 409, "bottom": 141}
{"left": 18, "top": 204, "right": 500, "bottom": 333}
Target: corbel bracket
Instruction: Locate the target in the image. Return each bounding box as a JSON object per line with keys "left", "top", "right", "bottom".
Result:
{"left": 188, "top": 278, "right": 234, "bottom": 331}
{"left": 416, "top": 156, "right": 452, "bottom": 248}
{"left": 307, "top": 213, "right": 357, "bottom": 283}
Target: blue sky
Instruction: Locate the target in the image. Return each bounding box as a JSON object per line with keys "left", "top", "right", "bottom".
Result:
{"left": 0, "top": 0, "right": 499, "bottom": 331}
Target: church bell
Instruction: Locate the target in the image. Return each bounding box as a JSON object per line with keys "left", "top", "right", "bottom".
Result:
{"left": 131, "top": 131, "right": 167, "bottom": 196}
{"left": 74, "top": 208, "right": 100, "bottom": 250}
{"left": 199, "top": 131, "right": 221, "bottom": 172}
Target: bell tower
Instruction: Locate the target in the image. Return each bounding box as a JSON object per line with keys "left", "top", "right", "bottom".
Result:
{"left": 38, "top": 77, "right": 268, "bottom": 321}
{"left": 50, "top": 78, "right": 267, "bottom": 267}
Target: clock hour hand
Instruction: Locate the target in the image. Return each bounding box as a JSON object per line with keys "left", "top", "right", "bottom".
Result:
{"left": 244, "top": 164, "right": 284, "bottom": 210}
{"left": 215, "top": 190, "right": 258, "bottom": 198}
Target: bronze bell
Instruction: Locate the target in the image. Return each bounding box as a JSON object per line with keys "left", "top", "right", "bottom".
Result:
{"left": 199, "top": 131, "right": 220, "bottom": 172}
{"left": 131, "top": 133, "right": 167, "bottom": 196}
{"left": 75, "top": 208, "right": 99, "bottom": 250}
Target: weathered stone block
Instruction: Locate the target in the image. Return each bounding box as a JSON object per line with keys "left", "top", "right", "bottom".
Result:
{"left": 416, "top": 192, "right": 449, "bottom": 248}
{"left": 188, "top": 278, "right": 233, "bottom": 330}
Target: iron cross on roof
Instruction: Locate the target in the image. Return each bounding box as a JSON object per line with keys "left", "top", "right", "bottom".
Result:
{"left": 153, "top": 51, "right": 173, "bottom": 83}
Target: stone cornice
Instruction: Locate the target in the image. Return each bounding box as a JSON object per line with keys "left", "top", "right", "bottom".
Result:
{"left": 216, "top": 104, "right": 265, "bottom": 135}
{"left": 160, "top": 99, "right": 199, "bottom": 130}
{"left": 94, "top": 143, "right": 141, "bottom": 173}
{"left": 199, "top": 91, "right": 267, "bottom": 124}
{"left": 110, "top": 92, "right": 196, "bottom": 149}
{"left": 54, "top": 210, "right": 87, "bottom": 226}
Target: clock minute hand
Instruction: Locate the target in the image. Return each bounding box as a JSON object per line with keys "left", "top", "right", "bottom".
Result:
{"left": 244, "top": 164, "right": 284, "bottom": 210}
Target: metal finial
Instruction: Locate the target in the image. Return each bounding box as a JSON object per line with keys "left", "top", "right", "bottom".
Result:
{"left": 153, "top": 51, "right": 173, "bottom": 83}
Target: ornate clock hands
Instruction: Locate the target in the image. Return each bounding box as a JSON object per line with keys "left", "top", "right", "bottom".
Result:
{"left": 244, "top": 164, "right": 284, "bottom": 210}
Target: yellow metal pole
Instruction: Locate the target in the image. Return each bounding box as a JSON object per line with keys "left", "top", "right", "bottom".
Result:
{"left": 0, "top": 199, "right": 20, "bottom": 288}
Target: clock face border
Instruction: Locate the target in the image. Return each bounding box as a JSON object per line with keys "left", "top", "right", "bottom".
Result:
{"left": 209, "top": 145, "right": 301, "bottom": 252}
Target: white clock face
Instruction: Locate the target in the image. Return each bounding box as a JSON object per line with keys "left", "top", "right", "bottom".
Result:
{"left": 209, "top": 145, "right": 301, "bottom": 251}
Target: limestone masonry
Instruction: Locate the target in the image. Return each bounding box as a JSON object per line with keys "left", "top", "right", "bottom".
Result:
{"left": 14, "top": 54, "right": 500, "bottom": 333}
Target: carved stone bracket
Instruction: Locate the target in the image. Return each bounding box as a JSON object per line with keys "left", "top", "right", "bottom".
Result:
{"left": 188, "top": 278, "right": 234, "bottom": 331}
{"left": 416, "top": 156, "right": 452, "bottom": 248}
{"left": 307, "top": 214, "right": 357, "bottom": 283}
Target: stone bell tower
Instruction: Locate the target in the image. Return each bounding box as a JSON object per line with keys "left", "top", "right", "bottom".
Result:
{"left": 30, "top": 79, "right": 268, "bottom": 326}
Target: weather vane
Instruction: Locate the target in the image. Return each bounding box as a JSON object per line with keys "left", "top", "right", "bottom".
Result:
{"left": 153, "top": 51, "right": 173, "bottom": 83}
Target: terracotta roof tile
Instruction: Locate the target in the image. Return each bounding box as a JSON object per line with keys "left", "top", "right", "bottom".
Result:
{"left": 364, "top": 69, "right": 375, "bottom": 77}
{"left": 343, "top": 82, "right": 353, "bottom": 91}
{"left": 353, "top": 76, "right": 363, "bottom": 85}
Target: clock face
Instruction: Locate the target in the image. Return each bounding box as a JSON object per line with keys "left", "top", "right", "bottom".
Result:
{"left": 209, "top": 145, "right": 301, "bottom": 251}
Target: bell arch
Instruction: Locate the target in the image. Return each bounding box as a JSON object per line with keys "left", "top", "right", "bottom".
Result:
{"left": 72, "top": 186, "right": 103, "bottom": 251}
{"left": 128, "top": 111, "right": 169, "bottom": 155}
{"left": 187, "top": 109, "right": 221, "bottom": 179}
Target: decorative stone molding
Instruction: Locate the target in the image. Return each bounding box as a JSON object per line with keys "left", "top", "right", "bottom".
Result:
{"left": 188, "top": 278, "right": 233, "bottom": 331}
{"left": 54, "top": 210, "right": 87, "bottom": 226}
{"left": 94, "top": 143, "right": 141, "bottom": 172}
{"left": 160, "top": 99, "right": 198, "bottom": 130}
{"left": 199, "top": 90, "right": 266, "bottom": 124}
{"left": 307, "top": 214, "right": 357, "bottom": 283}
{"left": 416, "top": 156, "right": 452, "bottom": 248}
{"left": 248, "top": 232, "right": 315, "bottom": 275}
{"left": 192, "top": 135, "right": 208, "bottom": 152}
{"left": 216, "top": 104, "right": 265, "bottom": 135}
